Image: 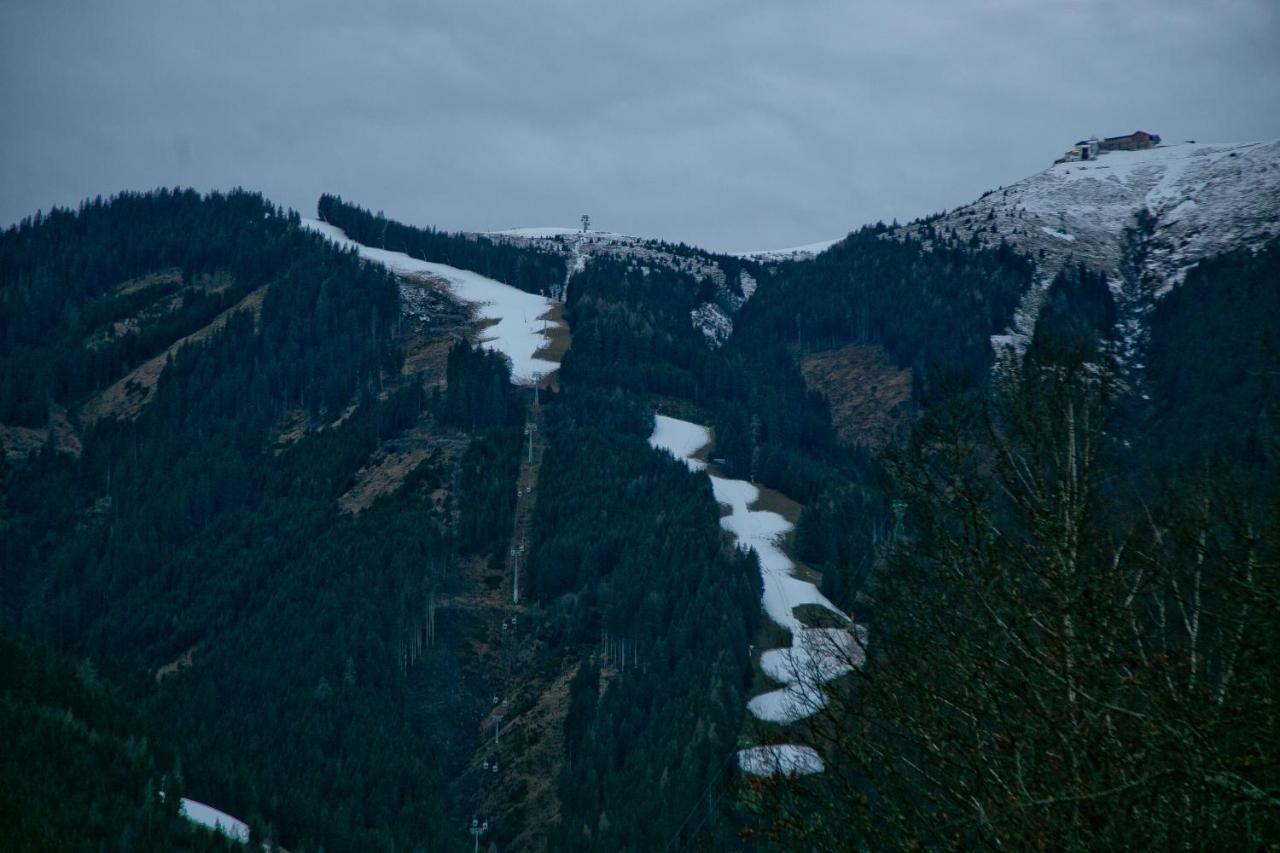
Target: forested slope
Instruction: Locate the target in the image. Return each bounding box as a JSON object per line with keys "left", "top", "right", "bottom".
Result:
{"left": 1, "top": 191, "right": 529, "bottom": 851}
{"left": 0, "top": 633, "right": 235, "bottom": 852}
{"left": 523, "top": 226, "right": 1036, "bottom": 844}
{"left": 3, "top": 186, "right": 1273, "bottom": 851}
{"left": 739, "top": 231, "right": 1279, "bottom": 849}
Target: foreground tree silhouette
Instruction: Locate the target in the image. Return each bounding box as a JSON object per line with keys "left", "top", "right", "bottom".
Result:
{"left": 743, "top": 365, "right": 1279, "bottom": 850}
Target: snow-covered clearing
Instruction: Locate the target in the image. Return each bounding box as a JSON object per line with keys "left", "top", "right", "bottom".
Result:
{"left": 303, "top": 219, "right": 562, "bottom": 384}
{"left": 181, "top": 798, "right": 250, "bottom": 843}
{"left": 649, "top": 415, "right": 712, "bottom": 469}
{"left": 649, "top": 414, "right": 865, "bottom": 772}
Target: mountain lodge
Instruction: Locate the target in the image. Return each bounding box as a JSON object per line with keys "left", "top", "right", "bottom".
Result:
{"left": 1056, "top": 130, "right": 1162, "bottom": 164}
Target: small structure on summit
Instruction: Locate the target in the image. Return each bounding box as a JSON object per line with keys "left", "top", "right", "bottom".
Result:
{"left": 1063, "top": 137, "right": 1101, "bottom": 162}
{"left": 1056, "top": 130, "right": 1161, "bottom": 164}
{"left": 1100, "top": 130, "right": 1161, "bottom": 151}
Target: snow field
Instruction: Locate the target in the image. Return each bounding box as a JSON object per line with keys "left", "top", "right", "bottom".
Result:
{"left": 302, "top": 219, "right": 563, "bottom": 384}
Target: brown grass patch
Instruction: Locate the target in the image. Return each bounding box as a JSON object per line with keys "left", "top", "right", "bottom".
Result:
{"left": 402, "top": 334, "right": 458, "bottom": 388}
{"left": 338, "top": 446, "right": 439, "bottom": 515}
{"left": 799, "top": 343, "right": 913, "bottom": 448}
{"left": 1, "top": 404, "right": 82, "bottom": 461}
{"left": 532, "top": 302, "right": 571, "bottom": 364}
{"left": 80, "top": 286, "right": 266, "bottom": 426}
{"left": 112, "top": 269, "right": 181, "bottom": 296}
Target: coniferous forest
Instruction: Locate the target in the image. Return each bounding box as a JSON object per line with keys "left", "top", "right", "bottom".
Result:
{"left": 1, "top": 186, "right": 1276, "bottom": 851}
{"left": 317, "top": 194, "right": 568, "bottom": 297}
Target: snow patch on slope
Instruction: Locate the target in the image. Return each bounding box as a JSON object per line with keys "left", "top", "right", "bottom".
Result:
{"left": 181, "top": 798, "right": 250, "bottom": 843}
{"left": 691, "top": 302, "right": 733, "bottom": 346}
{"left": 649, "top": 415, "right": 864, "bottom": 773}
{"left": 928, "top": 140, "right": 1280, "bottom": 282}
{"left": 648, "top": 415, "right": 712, "bottom": 468}
{"left": 303, "top": 219, "right": 562, "bottom": 384}
{"left": 737, "top": 744, "right": 824, "bottom": 776}
{"left": 692, "top": 269, "right": 761, "bottom": 347}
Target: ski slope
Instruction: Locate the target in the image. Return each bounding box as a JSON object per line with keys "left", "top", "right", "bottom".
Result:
{"left": 303, "top": 219, "right": 562, "bottom": 384}
{"left": 649, "top": 414, "right": 864, "bottom": 774}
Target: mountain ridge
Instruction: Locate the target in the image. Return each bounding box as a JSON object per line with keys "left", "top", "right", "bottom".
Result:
{"left": 894, "top": 138, "right": 1280, "bottom": 360}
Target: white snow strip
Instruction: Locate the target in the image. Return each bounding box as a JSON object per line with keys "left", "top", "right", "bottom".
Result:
{"left": 302, "top": 219, "right": 562, "bottom": 384}
{"left": 649, "top": 415, "right": 867, "bottom": 767}
{"left": 732, "top": 237, "right": 842, "bottom": 260}
{"left": 1039, "top": 226, "right": 1076, "bottom": 242}
{"left": 750, "top": 625, "right": 867, "bottom": 722}
{"left": 737, "top": 744, "right": 825, "bottom": 776}
{"left": 180, "top": 798, "right": 250, "bottom": 843}
{"left": 707, "top": 474, "right": 844, "bottom": 635}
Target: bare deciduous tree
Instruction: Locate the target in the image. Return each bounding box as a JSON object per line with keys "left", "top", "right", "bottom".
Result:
{"left": 742, "top": 367, "right": 1278, "bottom": 851}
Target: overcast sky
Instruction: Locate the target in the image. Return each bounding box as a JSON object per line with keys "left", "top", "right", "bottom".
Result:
{"left": 3, "top": 1, "right": 1278, "bottom": 252}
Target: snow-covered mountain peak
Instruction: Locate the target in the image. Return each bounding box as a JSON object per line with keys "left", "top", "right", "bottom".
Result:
{"left": 904, "top": 139, "right": 1280, "bottom": 286}
{"left": 899, "top": 139, "right": 1280, "bottom": 360}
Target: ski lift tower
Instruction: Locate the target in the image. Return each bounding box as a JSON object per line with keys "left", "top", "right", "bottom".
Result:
{"left": 581, "top": 214, "right": 590, "bottom": 233}
{"left": 469, "top": 818, "right": 489, "bottom": 853}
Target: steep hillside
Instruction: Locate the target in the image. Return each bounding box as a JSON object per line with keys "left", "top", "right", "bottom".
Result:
{"left": 907, "top": 140, "right": 1280, "bottom": 281}
{"left": 3, "top": 155, "right": 1275, "bottom": 851}
{"left": 0, "top": 633, "right": 236, "bottom": 851}
{"left": 897, "top": 139, "right": 1280, "bottom": 358}
{"left": 0, "top": 190, "right": 545, "bottom": 851}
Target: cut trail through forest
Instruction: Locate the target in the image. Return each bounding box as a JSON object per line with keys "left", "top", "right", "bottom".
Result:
{"left": 648, "top": 415, "right": 866, "bottom": 777}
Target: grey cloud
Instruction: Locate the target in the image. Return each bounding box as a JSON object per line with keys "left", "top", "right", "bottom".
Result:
{"left": 2, "top": 0, "right": 1277, "bottom": 251}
